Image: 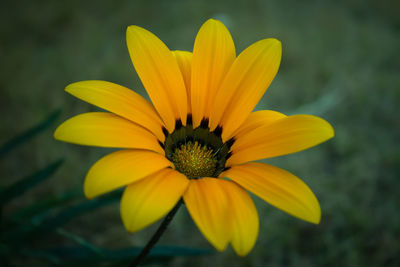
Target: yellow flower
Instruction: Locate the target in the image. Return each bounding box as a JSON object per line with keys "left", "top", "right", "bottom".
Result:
{"left": 54, "top": 19, "right": 334, "bottom": 256}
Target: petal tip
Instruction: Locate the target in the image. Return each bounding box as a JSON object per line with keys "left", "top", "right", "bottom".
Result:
{"left": 205, "top": 18, "right": 219, "bottom": 24}
{"left": 310, "top": 214, "right": 321, "bottom": 224}
{"left": 64, "top": 81, "right": 84, "bottom": 95}
{"left": 259, "top": 37, "right": 281, "bottom": 48}
{"left": 235, "top": 249, "right": 250, "bottom": 257}
{"left": 214, "top": 242, "right": 229, "bottom": 252}
{"left": 53, "top": 126, "right": 61, "bottom": 140}
{"left": 126, "top": 25, "right": 143, "bottom": 39}
{"left": 53, "top": 122, "right": 69, "bottom": 142}
{"left": 83, "top": 187, "right": 95, "bottom": 200}
{"left": 126, "top": 25, "right": 148, "bottom": 37}
{"left": 201, "top": 18, "right": 228, "bottom": 31}
{"left": 270, "top": 38, "right": 282, "bottom": 46}
{"left": 269, "top": 38, "right": 282, "bottom": 55}
{"left": 317, "top": 117, "right": 335, "bottom": 141}
{"left": 83, "top": 173, "right": 99, "bottom": 200}
{"left": 64, "top": 83, "right": 75, "bottom": 94}
{"left": 327, "top": 122, "right": 335, "bottom": 139}
{"left": 122, "top": 218, "right": 138, "bottom": 233}
{"left": 307, "top": 200, "right": 321, "bottom": 224}
{"left": 121, "top": 216, "right": 136, "bottom": 234}
{"left": 126, "top": 25, "right": 139, "bottom": 32}
{"left": 314, "top": 207, "right": 322, "bottom": 224}
{"left": 258, "top": 38, "right": 282, "bottom": 57}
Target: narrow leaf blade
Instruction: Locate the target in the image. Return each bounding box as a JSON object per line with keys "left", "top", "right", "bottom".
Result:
{"left": 0, "top": 159, "right": 64, "bottom": 204}
{"left": 0, "top": 109, "right": 61, "bottom": 158}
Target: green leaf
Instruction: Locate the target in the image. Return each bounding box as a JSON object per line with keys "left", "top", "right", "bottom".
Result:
{"left": 10, "top": 190, "right": 81, "bottom": 222}
{"left": 32, "top": 190, "right": 122, "bottom": 234}
{"left": 20, "top": 248, "right": 60, "bottom": 265}
{"left": 56, "top": 228, "right": 103, "bottom": 256}
{"left": 0, "top": 109, "right": 61, "bottom": 158}
{"left": 4, "top": 190, "right": 122, "bottom": 241}
{"left": 34, "top": 245, "right": 211, "bottom": 263}
{"left": 0, "top": 159, "right": 64, "bottom": 205}
{"left": 149, "top": 246, "right": 212, "bottom": 257}
{"left": 4, "top": 191, "right": 122, "bottom": 242}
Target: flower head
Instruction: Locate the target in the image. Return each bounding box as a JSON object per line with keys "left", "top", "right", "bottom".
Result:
{"left": 54, "top": 19, "right": 334, "bottom": 256}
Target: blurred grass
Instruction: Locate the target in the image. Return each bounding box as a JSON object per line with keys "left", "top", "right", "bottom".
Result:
{"left": 0, "top": 0, "right": 399, "bottom": 266}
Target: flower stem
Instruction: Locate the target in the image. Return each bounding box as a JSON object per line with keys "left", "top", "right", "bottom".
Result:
{"left": 129, "top": 199, "right": 183, "bottom": 267}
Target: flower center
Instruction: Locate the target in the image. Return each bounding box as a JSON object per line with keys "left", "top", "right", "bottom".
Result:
{"left": 162, "top": 115, "right": 234, "bottom": 179}
{"left": 171, "top": 141, "right": 217, "bottom": 179}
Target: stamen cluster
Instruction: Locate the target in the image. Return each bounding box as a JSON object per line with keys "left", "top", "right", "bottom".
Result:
{"left": 171, "top": 141, "right": 217, "bottom": 179}
{"left": 163, "top": 115, "right": 234, "bottom": 179}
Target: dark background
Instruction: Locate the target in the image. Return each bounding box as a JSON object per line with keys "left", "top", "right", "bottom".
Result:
{"left": 1, "top": 0, "right": 399, "bottom": 266}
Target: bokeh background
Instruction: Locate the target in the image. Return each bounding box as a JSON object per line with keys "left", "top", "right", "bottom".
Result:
{"left": 1, "top": 0, "right": 399, "bottom": 266}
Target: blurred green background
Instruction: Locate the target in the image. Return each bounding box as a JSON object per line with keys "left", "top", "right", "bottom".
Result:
{"left": 1, "top": 0, "right": 399, "bottom": 266}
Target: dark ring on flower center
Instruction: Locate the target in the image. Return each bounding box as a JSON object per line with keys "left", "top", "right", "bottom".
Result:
{"left": 163, "top": 114, "right": 234, "bottom": 179}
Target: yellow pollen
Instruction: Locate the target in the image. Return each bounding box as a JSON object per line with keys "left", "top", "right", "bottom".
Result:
{"left": 171, "top": 141, "right": 217, "bottom": 179}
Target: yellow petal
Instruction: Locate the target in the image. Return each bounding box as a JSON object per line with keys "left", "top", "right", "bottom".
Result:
{"left": 209, "top": 39, "right": 282, "bottom": 140}
{"left": 231, "top": 110, "right": 287, "bottom": 138}
{"left": 228, "top": 115, "right": 334, "bottom": 165}
{"left": 84, "top": 150, "right": 172, "bottom": 199}
{"left": 183, "top": 178, "right": 231, "bottom": 251}
{"left": 65, "top": 80, "right": 165, "bottom": 142}
{"left": 121, "top": 168, "right": 189, "bottom": 233}
{"left": 54, "top": 112, "right": 163, "bottom": 154}
{"left": 127, "top": 26, "right": 187, "bottom": 132}
{"left": 221, "top": 181, "right": 259, "bottom": 256}
{"left": 191, "top": 19, "right": 235, "bottom": 128}
{"left": 172, "top": 50, "right": 192, "bottom": 113}
{"left": 221, "top": 163, "right": 321, "bottom": 224}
